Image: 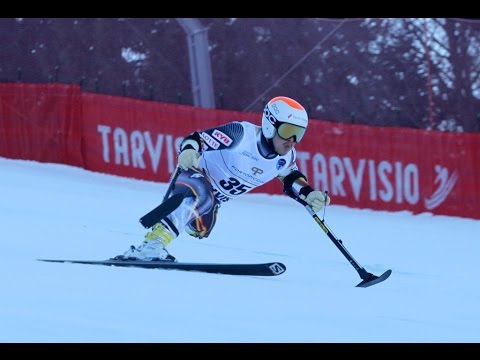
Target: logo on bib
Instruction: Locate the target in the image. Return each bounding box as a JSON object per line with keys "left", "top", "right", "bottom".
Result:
{"left": 276, "top": 159, "right": 286, "bottom": 170}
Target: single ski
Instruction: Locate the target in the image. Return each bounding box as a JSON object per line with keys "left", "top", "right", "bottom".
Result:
{"left": 139, "top": 193, "right": 184, "bottom": 228}
{"left": 38, "top": 258, "right": 287, "bottom": 277}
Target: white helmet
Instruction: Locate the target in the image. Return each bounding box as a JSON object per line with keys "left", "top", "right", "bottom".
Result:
{"left": 261, "top": 96, "right": 309, "bottom": 142}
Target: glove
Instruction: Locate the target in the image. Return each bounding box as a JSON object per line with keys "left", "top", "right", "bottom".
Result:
{"left": 178, "top": 148, "right": 200, "bottom": 170}
{"left": 305, "top": 191, "right": 330, "bottom": 212}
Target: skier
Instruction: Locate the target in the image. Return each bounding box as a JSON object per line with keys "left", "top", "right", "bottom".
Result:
{"left": 118, "top": 96, "right": 330, "bottom": 261}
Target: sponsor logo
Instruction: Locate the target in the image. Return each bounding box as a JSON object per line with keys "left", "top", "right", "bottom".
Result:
{"left": 291, "top": 114, "right": 306, "bottom": 122}
{"left": 301, "top": 152, "right": 459, "bottom": 208}
{"left": 264, "top": 107, "right": 277, "bottom": 125}
{"left": 231, "top": 165, "right": 264, "bottom": 185}
{"left": 200, "top": 132, "right": 220, "bottom": 150}
{"left": 212, "top": 187, "right": 231, "bottom": 203}
{"left": 272, "top": 103, "right": 280, "bottom": 114}
{"left": 424, "top": 165, "right": 458, "bottom": 210}
{"left": 95, "top": 126, "right": 461, "bottom": 214}
{"left": 241, "top": 150, "right": 259, "bottom": 161}
{"left": 276, "top": 159, "right": 286, "bottom": 170}
{"left": 316, "top": 218, "right": 329, "bottom": 234}
{"left": 212, "top": 129, "right": 232, "bottom": 146}
{"left": 251, "top": 167, "right": 263, "bottom": 176}
{"left": 269, "top": 263, "right": 286, "bottom": 275}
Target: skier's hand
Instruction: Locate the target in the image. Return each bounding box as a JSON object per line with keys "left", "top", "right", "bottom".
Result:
{"left": 178, "top": 148, "right": 200, "bottom": 170}
{"left": 305, "top": 191, "right": 330, "bottom": 212}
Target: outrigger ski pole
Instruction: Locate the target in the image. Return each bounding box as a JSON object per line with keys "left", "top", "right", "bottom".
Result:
{"left": 298, "top": 195, "right": 392, "bottom": 288}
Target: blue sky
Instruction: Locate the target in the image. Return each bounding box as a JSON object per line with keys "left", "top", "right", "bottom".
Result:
{"left": 1, "top": 157, "right": 479, "bottom": 343}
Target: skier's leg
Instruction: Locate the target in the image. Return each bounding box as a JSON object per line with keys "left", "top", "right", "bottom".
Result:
{"left": 120, "top": 168, "right": 216, "bottom": 261}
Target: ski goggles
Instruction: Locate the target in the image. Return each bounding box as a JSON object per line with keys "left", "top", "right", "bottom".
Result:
{"left": 276, "top": 122, "right": 307, "bottom": 142}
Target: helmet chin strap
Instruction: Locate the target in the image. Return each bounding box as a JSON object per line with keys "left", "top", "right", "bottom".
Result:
{"left": 258, "top": 130, "right": 278, "bottom": 158}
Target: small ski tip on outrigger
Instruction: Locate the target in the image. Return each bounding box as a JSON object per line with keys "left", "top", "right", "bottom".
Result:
{"left": 356, "top": 269, "right": 392, "bottom": 288}
{"left": 300, "top": 195, "right": 392, "bottom": 288}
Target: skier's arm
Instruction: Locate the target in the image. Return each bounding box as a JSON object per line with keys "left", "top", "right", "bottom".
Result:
{"left": 280, "top": 170, "right": 331, "bottom": 212}
{"left": 178, "top": 122, "right": 245, "bottom": 170}
{"left": 178, "top": 132, "right": 202, "bottom": 170}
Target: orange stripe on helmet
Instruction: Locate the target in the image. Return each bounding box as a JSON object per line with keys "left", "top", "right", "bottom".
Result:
{"left": 268, "top": 96, "right": 305, "bottom": 110}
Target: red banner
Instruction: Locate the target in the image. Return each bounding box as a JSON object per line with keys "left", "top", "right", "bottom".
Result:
{"left": 0, "top": 83, "right": 83, "bottom": 166}
{"left": 1, "top": 84, "right": 479, "bottom": 219}
{"left": 81, "top": 92, "right": 259, "bottom": 180}
{"left": 81, "top": 93, "right": 480, "bottom": 219}
{"left": 296, "top": 122, "right": 480, "bottom": 218}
